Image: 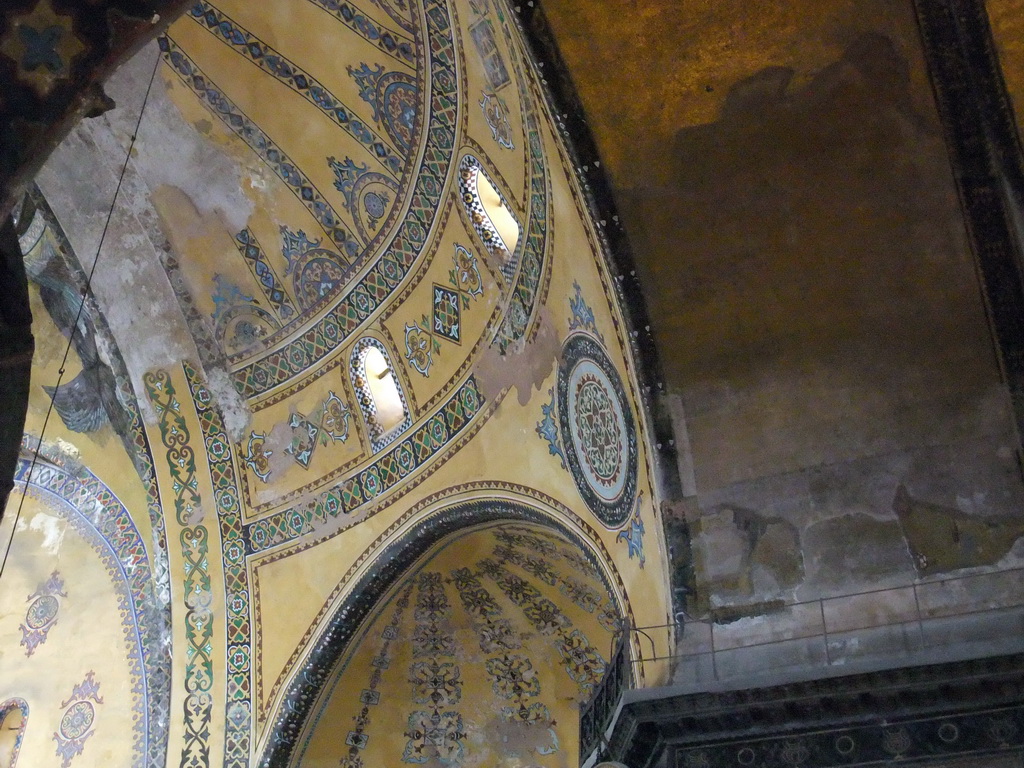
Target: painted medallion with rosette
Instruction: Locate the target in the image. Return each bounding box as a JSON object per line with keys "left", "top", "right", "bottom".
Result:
{"left": 557, "top": 333, "right": 638, "bottom": 527}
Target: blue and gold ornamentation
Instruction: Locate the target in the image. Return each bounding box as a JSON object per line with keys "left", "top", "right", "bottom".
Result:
{"left": 187, "top": 2, "right": 405, "bottom": 177}
{"left": 234, "top": 229, "right": 296, "bottom": 324}
{"left": 535, "top": 387, "right": 566, "bottom": 469}
{"left": 568, "top": 280, "right": 605, "bottom": 343}
{"left": 53, "top": 672, "right": 103, "bottom": 768}
{"left": 348, "top": 61, "right": 419, "bottom": 156}
{"left": 19, "top": 570, "right": 65, "bottom": 656}
{"left": 616, "top": 495, "right": 647, "bottom": 568}
{"left": 13, "top": 452, "right": 162, "bottom": 768}
{"left": 245, "top": 376, "right": 485, "bottom": 553}
{"left": 226, "top": 0, "right": 459, "bottom": 398}
{"left": 145, "top": 370, "right": 213, "bottom": 768}
{"left": 184, "top": 363, "right": 252, "bottom": 768}
{"left": 304, "top": 0, "right": 416, "bottom": 64}
{"left": 557, "top": 333, "right": 638, "bottom": 528}
{"left": 159, "top": 36, "right": 358, "bottom": 260}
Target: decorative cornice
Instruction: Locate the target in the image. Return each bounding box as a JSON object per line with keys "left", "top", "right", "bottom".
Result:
{"left": 608, "top": 653, "right": 1024, "bottom": 768}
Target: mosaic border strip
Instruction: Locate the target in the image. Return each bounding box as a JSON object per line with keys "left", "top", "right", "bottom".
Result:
{"left": 304, "top": 0, "right": 416, "bottom": 66}
{"left": 184, "top": 363, "right": 253, "bottom": 768}
{"left": 144, "top": 370, "right": 214, "bottom": 768}
{"left": 244, "top": 374, "right": 484, "bottom": 554}
{"left": 187, "top": 2, "right": 406, "bottom": 176}
{"left": 14, "top": 458, "right": 155, "bottom": 768}
{"left": 227, "top": 0, "right": 458, "bottom": 399}
{"left": 159, "top": 36, "right": 356, "bottom": 259}
{"left": 487, "top": 4, "right": 553, "bottom": 352}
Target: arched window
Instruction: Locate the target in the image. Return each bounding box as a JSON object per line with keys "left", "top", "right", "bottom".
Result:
{"left": 459, "top": 155, "right": 521, "bottom": 280}
{"left": 351, "top": 338, "right": 411, "bottom": 451}
{"left": 0, "top": 700, "right": 28, "bottom": 768}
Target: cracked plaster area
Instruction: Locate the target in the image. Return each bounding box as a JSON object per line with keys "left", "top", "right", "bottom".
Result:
{"left": 35, "top": 41, "right": 253, "bottom": 435}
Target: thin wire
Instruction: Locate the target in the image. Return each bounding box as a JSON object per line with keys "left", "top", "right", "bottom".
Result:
{"left": 0, "top": 51, "right": 163, "bottom": 582}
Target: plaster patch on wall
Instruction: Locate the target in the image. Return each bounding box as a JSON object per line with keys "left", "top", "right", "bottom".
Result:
{"left": 150, "top": 184, "right": 252, "bottom": 435}
{"left": 37, "top": 43, "right": 255, "bottom": 427}
{"left": 475, "top": 305, "right": 559, "bottom": 407}
{"left": 26, "top": 510, "right": 67, "bottom": 555}
{"left": 894, "top": 484, "right": 1024, "bottom": 576}
{"left": 694, "top": 505, "right": 803, "bottom": 610}
{"left": 137, "top": 66, "right": 255, "bottom": 236}
{"left": 203, "top": 365, "right": 250, "bottom": 442}
{"left": 801, "top": 512, "right": 914, "bottom": 595}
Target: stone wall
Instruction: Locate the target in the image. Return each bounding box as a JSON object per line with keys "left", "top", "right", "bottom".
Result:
{"left": 543, "top": 0, "right": 1024, "bottom": 682}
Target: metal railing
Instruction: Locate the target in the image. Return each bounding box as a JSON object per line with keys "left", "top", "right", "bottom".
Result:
{"left": 579, "top": 633, "right": 631, "bottom": 758}
{"left": 626, "top": 565, "right": 1024, "bottom": 682}
{"left": 577, "top": 567, "right": 1024, "bottom": 762}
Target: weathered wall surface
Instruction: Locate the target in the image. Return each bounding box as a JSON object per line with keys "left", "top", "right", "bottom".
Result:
{"left": 544, "top": 0, "right": 1024, "bottom": 681}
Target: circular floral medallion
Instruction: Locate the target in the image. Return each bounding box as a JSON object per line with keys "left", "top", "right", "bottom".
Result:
{"left": 557, "top": 334, "right": 638, "bottom": 527}
{"left": 60, "top": 701, "right": 95, "bottom": 739}
{"left": 26, "top": 595, "right": 59, "bottom": 629}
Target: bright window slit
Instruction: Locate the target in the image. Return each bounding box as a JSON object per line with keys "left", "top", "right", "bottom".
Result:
{"left": 363, "top": 346, "right": 405, "bottom": 433}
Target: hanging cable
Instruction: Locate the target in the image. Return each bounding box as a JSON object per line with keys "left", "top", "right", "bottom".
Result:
{"left": 0, "top": 50, "right": 163, "bottom": 582}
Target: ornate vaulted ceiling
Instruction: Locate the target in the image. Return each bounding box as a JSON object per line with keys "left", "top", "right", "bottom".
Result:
{"left": 0, "top": 0, "right": 672, "bottom": 766}
{"left": 4, "top": 0, "right": 1024, "bottom": 766}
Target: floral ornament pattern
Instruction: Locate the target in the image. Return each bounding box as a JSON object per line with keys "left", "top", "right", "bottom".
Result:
{"left": 480, "top": 90, "right": 514, "bottom": 149}
{"left": 486, "top": 655, "right": 540, "bottom": 699}
{"left": 53, "top": 672, "right": 103, "bottom": 768}
{"left": 449, "top": 245, "right": 483, "bottom": 298}
{"left": 616, "top": 494, "right": 647, "bottom": 568}
{"left": 20, "top": 570, "right": 66, "bottom": 656}
{"left": 558, "top": 629, "right": 607, "bottom": 694}
{"left": 477, "top": 619, "right": 522, "bottom": 653}
{"left": 483, "top": 559, "right": 607, "bottom": 697}
{"left": 449, "top": 563, "right": 557, "bottom": 756}
{"left": 243, "top": 431, "right": 272, "bottom": 481}
{"left": 404, "top": 316, "right": 438, "bottom": 376}
{"left": 413, "top": 244, "right": 487, "bottom": 375}
{"left": 285, "top": 391, "right": 351, "bottom": 469}
{"left": 410, "top": 662, "right": 462, "bottom": 706}
{"left": 405, "top": 573, "right": 464, "bottom": 764}
{"left": 402, "top": 710, "right": 466, "bottom": 765}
